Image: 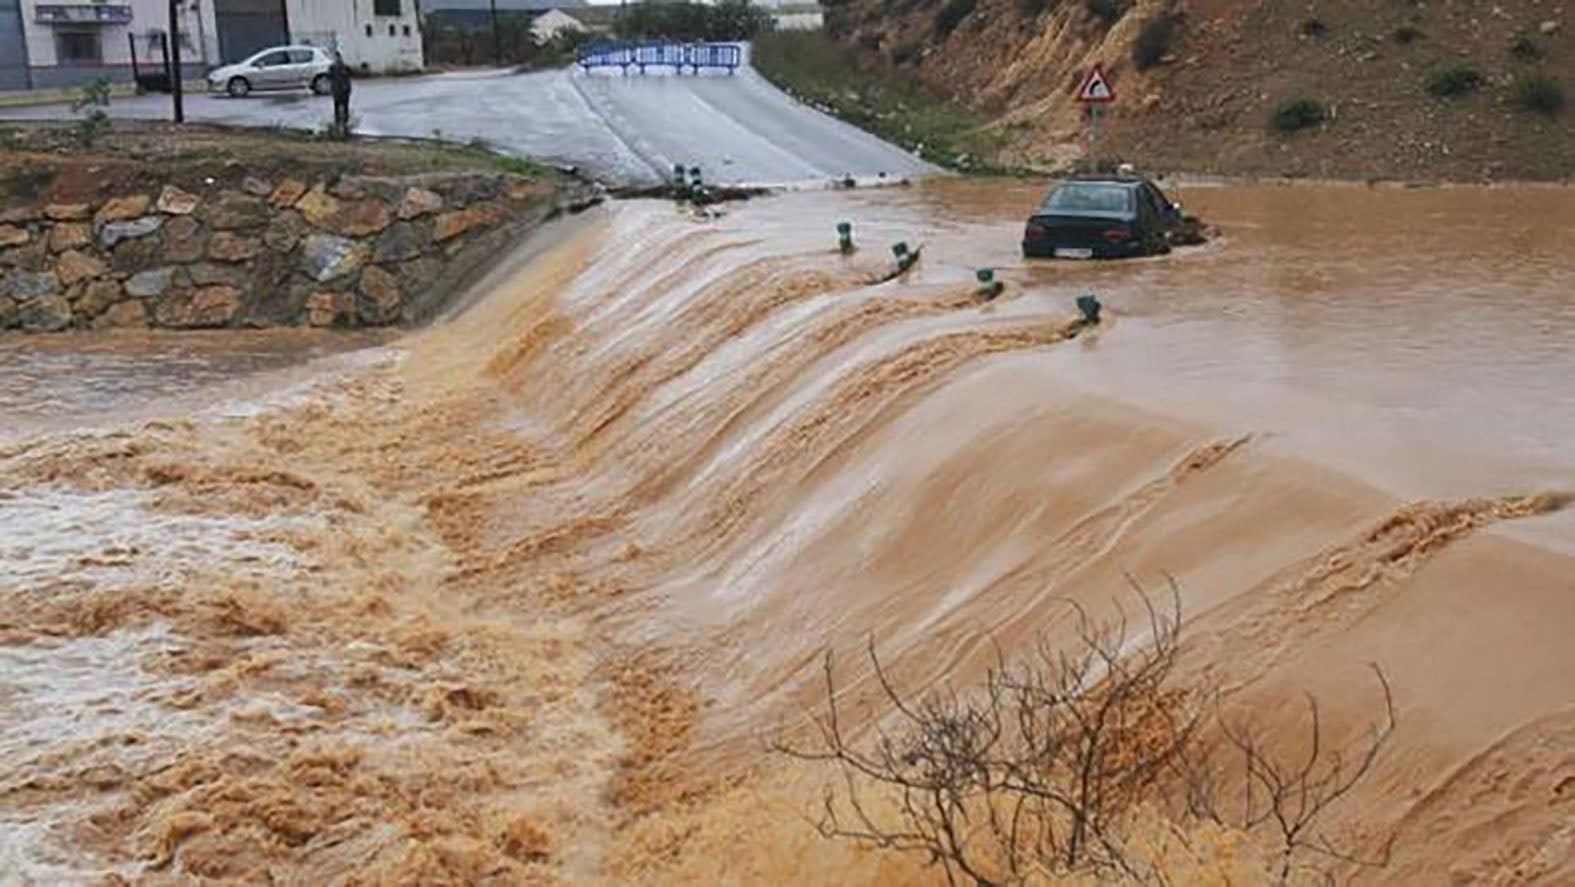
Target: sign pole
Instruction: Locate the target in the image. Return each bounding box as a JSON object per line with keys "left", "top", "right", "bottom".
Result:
{"left": 1074, "top": 64, "right": 1115, "bottom": 172}
{"left": 168, "top": 0, "right": 184, "bottom": 123}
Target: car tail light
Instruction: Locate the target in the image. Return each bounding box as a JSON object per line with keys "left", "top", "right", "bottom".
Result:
{"left": 1103, "top": 228, "right": 1134, "bottom": 242}
{"left": 1025, "top": 222, "right": 1047, "bottom": 237}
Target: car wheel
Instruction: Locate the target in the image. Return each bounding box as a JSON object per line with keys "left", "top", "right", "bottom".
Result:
{"left": 310, "top": 74, "right": 330, "bottom": 96}
{"left": 227, "top": 76, "right": 251, "bottom": 98}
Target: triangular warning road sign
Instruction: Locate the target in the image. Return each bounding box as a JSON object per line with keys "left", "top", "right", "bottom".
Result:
{"left": 1076, "top": 65, "right": 1115, "bottom": 104}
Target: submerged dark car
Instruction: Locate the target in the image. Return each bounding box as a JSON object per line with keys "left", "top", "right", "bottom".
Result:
{"left": 1022, "top": 176, "right": 1184, "bottom": 259}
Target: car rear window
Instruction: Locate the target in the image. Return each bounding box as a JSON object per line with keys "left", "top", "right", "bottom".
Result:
{"left": 1040, "top": 183, "right": 1134, "bottom": 215}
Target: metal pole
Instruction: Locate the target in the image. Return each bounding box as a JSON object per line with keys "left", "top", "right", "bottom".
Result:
{"left": 168, "top": 0, "right": 184, "bottom": 122}
{"left": 490, "top": 0, "right": 501, "bottom": 65}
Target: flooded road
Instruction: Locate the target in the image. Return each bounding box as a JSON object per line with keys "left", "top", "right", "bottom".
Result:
{"left": 1, "top": 181, "right": 1572, "bottom": 885}
{"left": 786, "top": 181, "right": 1575, "bottom": 503}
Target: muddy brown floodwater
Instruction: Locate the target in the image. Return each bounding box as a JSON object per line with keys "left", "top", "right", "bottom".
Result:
{"left": 1, "top": 181, "right": 1571, "bottom": 885}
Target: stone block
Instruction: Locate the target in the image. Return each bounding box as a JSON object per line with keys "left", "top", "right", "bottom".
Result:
{"left": 297, "top": 188, "right": 342, "bottom": 229}
{"left": 433, "top": 205, "right": 499, "bottom": 242}
{"left": 95, "top": 299, "right": 149, "bottom": 329}
{"left": 57, "top": 249, "right": 107, "bottom": 286}
{"left": 125, "top": 267, "right": 176, "bottom": 298}
{"left": 207, "top": 231, "right": 262, "bottom": 263}
{"left": 155, "top": 285, "right": 241, "bottom": 328}
{"left": 357, "top": 266, "right": 403, "bottom": 325}
{"left": 156, "top": 185, "right": 202, "bottom": 215}
{"left": 94, "top": 194, "right": 152, "bottom": 225}
{"left": 76, "top": 278, "right": 124, "bottom": 319}
{"left": 45, "top": 203, "right": 91, "bottom": 221}
{"left": 263, "top": 212, "right": 306, "bottom": 253}
{"left": 48, "top": 223, "right": 92, "bottom": 252}
{"left": 201, "top": 192, "right": 270, "bottom": 230}
{"left": 270, "top": 179, "right": 309, "bottom": 208}
{"left": 162, "top": 216, "right": 207, "bottom": 263}
{"left": 3, "top": 269, "right": 60, "bottom": 300}
{"left": 100, "top": 216, "right": 164, "bottom": 249}
{"left": 373, "top": 221, "right": 426, "bottom": 263}
{"left": 112, "top": 236, "right": 163, "bottom": 273}
{"left": 300, "top": 233, "right": 368, "bottom": 283}
{"left": 331, "top": 201, "right": 392, "bottom": 237}
{"left": 18, "top": 294, "right": 71, "bottom": 331}
{"left": 398, "top": 187, "right": 444, "bottom": 220}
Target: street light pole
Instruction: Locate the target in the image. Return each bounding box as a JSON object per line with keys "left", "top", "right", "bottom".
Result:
{"left": 167, "top": 0, "right": 184, "bottom": 123}
{"left": 490, "top": 0, "right": 501, "bottom": 65}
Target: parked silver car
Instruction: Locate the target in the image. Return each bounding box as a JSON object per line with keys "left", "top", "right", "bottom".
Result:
{"left": 208, "top": 46, "right": 334, "bottom": 98}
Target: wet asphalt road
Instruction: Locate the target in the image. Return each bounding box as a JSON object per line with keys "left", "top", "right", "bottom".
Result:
{"left": 1, "top": 57, "right": 934, "bottom": 188}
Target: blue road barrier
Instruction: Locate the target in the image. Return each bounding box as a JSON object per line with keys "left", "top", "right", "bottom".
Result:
{"left": 576, "top": 41, "right": 742, "bottom": 75}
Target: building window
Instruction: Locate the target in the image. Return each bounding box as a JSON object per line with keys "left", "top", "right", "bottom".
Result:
{"left": 373, "top": 0, "right": 401, "bottom": 15}
{"left": 403, "top": 25, "right": 411, "bottom": 37}
{"left": 55, "top": 30, "right": 102, "bottom": 65}
{"left": 364, "top": 24, "right": 372, "bottom": 37}
{"left": 387, "top": 24, "right": 395, "bottom": 36}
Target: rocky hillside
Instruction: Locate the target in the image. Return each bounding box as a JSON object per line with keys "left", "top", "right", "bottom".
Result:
{"left": 824, "top": 0, "right": 1574, "bottom": 180}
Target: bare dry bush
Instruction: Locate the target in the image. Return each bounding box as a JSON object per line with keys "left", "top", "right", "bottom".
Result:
{"left": 776, "top": 582, "right": 1395, "bottom": 886}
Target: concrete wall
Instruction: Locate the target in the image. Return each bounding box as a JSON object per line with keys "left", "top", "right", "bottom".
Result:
{"left": 286, "top": 0, "right": 424, "bottom": 74}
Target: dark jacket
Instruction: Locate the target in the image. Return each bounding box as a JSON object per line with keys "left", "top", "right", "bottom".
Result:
{"left": 328, "top": 61, "right": 352, "bottom": 99}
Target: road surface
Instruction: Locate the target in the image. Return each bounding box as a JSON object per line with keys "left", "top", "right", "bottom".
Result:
{"left": 0, "top": 54, "right": 934, "bottom": 188}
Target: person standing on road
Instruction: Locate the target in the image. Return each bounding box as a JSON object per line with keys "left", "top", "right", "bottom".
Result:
{"left": 329, "top": 52, "right": 353, "bottom": 139}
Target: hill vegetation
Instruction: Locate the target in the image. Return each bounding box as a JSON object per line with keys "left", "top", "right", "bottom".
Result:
{"left": 768, "top": 0, "right": 1573, "bottom": 180}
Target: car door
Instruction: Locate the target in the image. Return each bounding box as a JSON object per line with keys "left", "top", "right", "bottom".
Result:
{"left": 286, "top": 49, "right": 317, "bottom": 88}
{"left": 249, "top": 50, "right": 291, "bottom": 88}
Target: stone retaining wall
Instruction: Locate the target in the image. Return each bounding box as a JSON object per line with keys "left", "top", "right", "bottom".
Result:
{"left": 0, "top": 171, "right": 587, "bottom": 332}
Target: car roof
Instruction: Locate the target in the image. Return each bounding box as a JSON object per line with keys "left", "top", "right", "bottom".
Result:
{"left": 1059, "top": 176, "right": 1150, "bottom": 188}
{"left": 249, "top": 45, "right": 325, "bottom": 55}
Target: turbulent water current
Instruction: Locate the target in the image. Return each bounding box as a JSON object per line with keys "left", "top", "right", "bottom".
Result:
{"left": 1, "top": 181, "right": 1571, "bottom": 885}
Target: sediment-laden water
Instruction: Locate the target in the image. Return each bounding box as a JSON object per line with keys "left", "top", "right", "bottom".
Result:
{"left": 1, "top": 182, "right": 1571, "bottom": 885}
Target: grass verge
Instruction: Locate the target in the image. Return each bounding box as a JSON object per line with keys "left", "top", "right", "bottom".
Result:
{"left": 751, "top": 30, "right": 1005, "bottom": 172}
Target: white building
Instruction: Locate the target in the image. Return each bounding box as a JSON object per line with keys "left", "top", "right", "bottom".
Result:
{"left": 529, "top": 8, "right": 584, "bottom": 43}
{"left": 198, "top": 0, "right": 422, "bottom": 73}
{"left": 0, "top": 0, "right": 421, "bottom": 92}
{"left": 2, "top": 0, "right": 206, "bottom": 89}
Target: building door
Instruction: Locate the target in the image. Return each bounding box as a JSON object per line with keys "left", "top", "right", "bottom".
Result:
{"left": 0, "top": 0, "right": 29, "bottom": 91}
{"left": 213, "top": 0, "right": 289, "bottom": 65}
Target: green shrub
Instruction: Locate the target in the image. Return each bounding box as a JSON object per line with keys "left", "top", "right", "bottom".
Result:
{"left": 1132, "top": 11, "right": 1183, "bottom": 70}
{"left": 1084, "top": 0, "right": 1127, "bottom": 25}
{"left": 934, "top": 0, "right": 976, "bottom": 37}
{"left": 1513, "top": 75, "right": 1565, "bottom": 115}
{"left": 1509, "top": 35, "right": 1544, "bottom": 61}
{"left": 751, "top": 30, "right": 1005, "bottom": 171}
{"left": 69, "top": 76, "right": 113, "bottom": 148}
{"left": 1270, "top": 98, "right": 1326, "bottom": 132}
{"left": 1391, "top": 25, "right": 1422, "bottom": 45}
{"left": 1426, "top": 66, "right": 1484, "bottom": 98}
{"left": 1299, "top": 18, "right": 1328, "bottom": 38}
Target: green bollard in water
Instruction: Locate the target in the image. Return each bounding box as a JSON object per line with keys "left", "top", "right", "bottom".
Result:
{"left": 976, "top": 268, "right": 1003, "bottom": 299}
{"left": 837, "top": 221, "right": 854, "bottom": 254}
{"left": 1076, "top": 294, "right": 1102, "bottom": 325}
{"left": 891, "top": 241, "right": 917, "bottom": 272}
